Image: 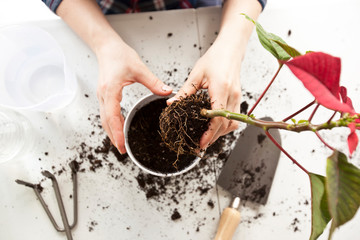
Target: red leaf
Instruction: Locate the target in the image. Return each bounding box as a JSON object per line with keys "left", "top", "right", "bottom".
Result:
{"left": 285, "top": 52, "right": 354, "bottom": 114}
{"left": 340, "top": 86, "right": 355, "bottom": 110}
{"left": 340, "top": 86, "right": 348, "bottom": 103}
{"left": 348, "top": 123, "right": 359, "bottom": 157}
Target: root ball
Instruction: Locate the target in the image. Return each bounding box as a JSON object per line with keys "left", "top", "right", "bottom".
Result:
{"left": 159, "top": 92, "right": 211, "bottom": 157}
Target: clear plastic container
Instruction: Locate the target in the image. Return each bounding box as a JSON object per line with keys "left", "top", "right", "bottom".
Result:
{"left": 0, "top": 108, "right": 34, "bottom": 164}
{"left": 0, "top": 25, "right": 78, "bottom": 112}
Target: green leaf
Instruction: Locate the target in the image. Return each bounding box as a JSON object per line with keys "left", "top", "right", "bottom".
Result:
{"left": 241, "top": 13, "right": 291, "bottom": 61}
{"left": 298, "top": 119, "right": 309, "bottom": 124}
{"left": 308, "top": 173, "right": 331, "bottom": 240}
{"left": 291, "top": 118, "right": 296, "bottom": 124}
{"left": 270, "top": 39, "right": 302, "bottom": 58}
{"left": 326, "top": 150, "right": 360, "bottom": 238}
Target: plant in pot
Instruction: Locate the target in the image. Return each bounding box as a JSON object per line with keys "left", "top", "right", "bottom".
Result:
{"left": 124, "top": 92, "right": 211, "bottom": 177}
{"left": 156, "top": 14, "right": 360, "bottom": 240}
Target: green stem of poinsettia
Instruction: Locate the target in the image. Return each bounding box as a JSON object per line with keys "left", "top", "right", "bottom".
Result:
{"left": 201, "top": 109, "right": 360, "bottom": 132}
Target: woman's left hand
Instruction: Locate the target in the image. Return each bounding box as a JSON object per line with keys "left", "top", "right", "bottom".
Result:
{"left": 167, "top": 39, "right": 243, "bottom": 150}
{"left": 168, "top": 0, "right": 262, "bottom": 150}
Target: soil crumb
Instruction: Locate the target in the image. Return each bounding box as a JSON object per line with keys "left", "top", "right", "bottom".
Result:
{"left": 257, "top": 134, "right": 266, "bottom": 145}
{"left": 171, "top": 209, "right": 182, "bottom": 221}
{"left": 240, "top": 101, "right": 249, "bottom": 114}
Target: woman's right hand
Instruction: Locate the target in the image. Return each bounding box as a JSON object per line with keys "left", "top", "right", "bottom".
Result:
{"left": 95, "top": 39, "right": 173, "bottom": 154}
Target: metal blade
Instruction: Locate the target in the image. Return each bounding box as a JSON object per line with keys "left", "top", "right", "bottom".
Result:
{"left": 217, "top": 117, "right": 281, "bottom": 205}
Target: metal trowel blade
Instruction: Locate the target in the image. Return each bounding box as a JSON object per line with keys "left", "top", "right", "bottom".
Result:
{"left": 217, "top": 117, "right": 281, "bottom": 205}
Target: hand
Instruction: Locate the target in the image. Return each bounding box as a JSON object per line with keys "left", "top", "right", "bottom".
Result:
{"left": 96, "top": 39, "right": 173, "bottom": 153}
{"left": 168, "top": 40, "right": 243, "bottom": 150}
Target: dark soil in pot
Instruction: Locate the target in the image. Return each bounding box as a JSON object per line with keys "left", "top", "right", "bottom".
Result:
{"left": 127, "top": 97, "right": 206, "bottom": 174}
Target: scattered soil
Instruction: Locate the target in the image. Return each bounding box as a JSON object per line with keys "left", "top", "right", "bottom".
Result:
{"left": 240, "top": 101, "right": 249, "bottom": 114}
{"left": 257, "top": 134, "right": 266, "bottom": 145}
{"left": 88, "top": 220, "right": 98, "bottom": 232}
{"left": 171, "top": 209, "right": 181, "bottom": 221}
{"left": 207, "top": 200, "right": 214, "bottom": 208}
{"left": 291, "top": 217, "right": 300, "bottom": 232}
{"left": 128, "top": 98, "right": 198, "bottom": 174}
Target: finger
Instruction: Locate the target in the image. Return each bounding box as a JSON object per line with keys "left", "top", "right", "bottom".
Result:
{"left": 167, "top": 68, "right": 204, "bottom": 105}
{"left": 135, "top": 66, "right": 173, "bottom": 96}
{"left": 222, "top": 119, "right": 240, "bottom": 136}
{"left": 220, "top": 87, "right": 241, "bottom": 136}
{"left": 103, "top": 86, "right": 127, "bottom": 154}
{"left": 199, "top": 85, "right": 228, "bottom": 149}
{"left": 99, "top": 102, "right": 115, "bottom": 145}
{"left": 97, "top": 86, "right": 115, "bottom": 146}
{"left": 208, "top": 118, "right": 239, "bottom": 147}
{"left": 199, "top": 117, "right": 223, "bottom": 150}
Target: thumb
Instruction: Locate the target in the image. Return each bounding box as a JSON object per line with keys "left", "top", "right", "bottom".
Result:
{"left": 167, "top": 69, "right": 204, "bottom": 105}
{"left": 135, "top": 68, "right": 173, "bottom": 96}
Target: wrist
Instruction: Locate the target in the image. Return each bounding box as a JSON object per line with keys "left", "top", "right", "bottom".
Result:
{"left": 214, "top": 0, "right": 262, "bottom": 57}
{"left": 211, "top": 27, "right": 248, "bottom": 63}
{"left": 92, "top": 29, "right": 125, "bottom": 57}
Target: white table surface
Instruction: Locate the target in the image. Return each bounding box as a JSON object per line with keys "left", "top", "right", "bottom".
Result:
{"left": 1, "top": 1, "right": 360, "bottom": 240}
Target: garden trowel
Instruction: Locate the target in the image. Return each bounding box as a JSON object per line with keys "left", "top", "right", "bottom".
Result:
{"left": 214, "top": 117, "right": 281, "bottom": 240}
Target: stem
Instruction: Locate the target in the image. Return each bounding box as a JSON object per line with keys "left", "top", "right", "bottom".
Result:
{"left": 265, "top": 130, "right": 309, "bottom": 174}
{"left": 327, "top": 111, "right": 337, "bottom": 124}
{"left": 247, "top": 63, "right": 283, "bottom": 116}
{"left": 308, "top": 103, "right": 320, "bottom": 122}
{"left": 201, "top": 109, "right": 360, "bottom": 132}
{"left": 282, "top": 100, "right": 316, "bottom": 122}
{"left": 315, "top": 131, "right": 335, "bottom": 151}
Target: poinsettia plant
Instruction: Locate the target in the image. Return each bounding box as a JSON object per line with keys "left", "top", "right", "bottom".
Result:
{"left": 201, "top": 14, "right": 360, "bottom": 240}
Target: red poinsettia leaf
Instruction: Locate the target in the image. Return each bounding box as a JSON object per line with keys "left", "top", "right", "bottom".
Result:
{"left": 285, "top": 52, "right": 354, "bottom": 114}
{"left": 345, "top": 97, "right": 354, "bottom": 111}
{"left": 340, "top": 86, "right": 347, "bottom": 101}
{"left": 340, "top": 86, "right": 355, "bottom": 110}
{"left": 348, "top": 123, "right": 359, "bottom": 157}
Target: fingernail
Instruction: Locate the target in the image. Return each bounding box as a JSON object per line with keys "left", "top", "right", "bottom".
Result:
{"left": 162, "top": 85, "right": 172, "bottom": 92}
{"left": 167, "top": 97, "right": 178, "bottom": 103}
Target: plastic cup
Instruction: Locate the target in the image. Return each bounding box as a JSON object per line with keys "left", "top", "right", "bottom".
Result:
{"left": 124, "top": 93, "right": 201, "bottom": 177}
{"left": 0, "top": 108, "right": 34, "bottom": 164}
{"left": 0, "top": 25, "right": 78, "bottom": 112}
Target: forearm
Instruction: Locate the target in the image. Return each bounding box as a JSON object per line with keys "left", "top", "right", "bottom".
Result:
{"left": 56, "top": 0, "right": 124, "bottom": 55}
{"left": 215, "top": 0, "right": 262, "bottom": 57}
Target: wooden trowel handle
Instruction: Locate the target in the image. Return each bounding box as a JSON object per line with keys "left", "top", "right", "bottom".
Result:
{"left": 214, "top": 197, "right": 241, "bottom": 240}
